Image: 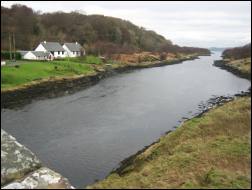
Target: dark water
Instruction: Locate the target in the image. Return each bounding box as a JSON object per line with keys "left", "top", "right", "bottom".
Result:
{"left": 1, "top": 52, "right": 250, "bottom": 188}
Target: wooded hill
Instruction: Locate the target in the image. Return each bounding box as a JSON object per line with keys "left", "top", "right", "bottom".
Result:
{"left": 1, "top": 4, "right": 210, "bottom": 56}
{"left": 222, "top": 43, "right": 251, "bottom": 60}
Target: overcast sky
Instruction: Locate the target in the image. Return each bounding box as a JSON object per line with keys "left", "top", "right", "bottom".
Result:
{"left": 2, "top": 1, "right": 251, "bottom": 48}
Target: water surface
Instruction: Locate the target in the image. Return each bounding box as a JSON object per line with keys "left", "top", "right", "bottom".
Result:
{"left": 1, "top": 52, "right": 250, "bottom": 187}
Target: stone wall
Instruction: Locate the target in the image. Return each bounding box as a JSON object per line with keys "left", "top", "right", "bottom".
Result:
{"left": 1, "top": 129, "right": 74, "bottom": 189}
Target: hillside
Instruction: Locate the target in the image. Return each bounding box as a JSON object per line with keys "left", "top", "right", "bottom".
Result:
{"left": 222, "top": 43, "right": 251, "bottom": 60}
{"left": 216, "top": 43, "right": 251, "bottom": 79}
{"left": 1, "top": 4, "right": 210, "bottom": 56}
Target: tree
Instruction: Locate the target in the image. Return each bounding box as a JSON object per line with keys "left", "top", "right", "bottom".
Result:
{"left": 1, "top": 4, "right": 210, "bottom": 56}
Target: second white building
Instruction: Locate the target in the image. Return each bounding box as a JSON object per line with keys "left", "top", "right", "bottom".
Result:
{"left": 63, "top": 42, "right": 84, "bottom": 57}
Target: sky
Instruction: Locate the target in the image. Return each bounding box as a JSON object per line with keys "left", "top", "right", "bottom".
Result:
{"left": 2, "top": 1, "right": 251, "bottom": 48}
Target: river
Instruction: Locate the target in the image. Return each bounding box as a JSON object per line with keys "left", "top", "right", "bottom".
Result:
{"left": 1, "top": 51, "right": 250, "bottom": 188}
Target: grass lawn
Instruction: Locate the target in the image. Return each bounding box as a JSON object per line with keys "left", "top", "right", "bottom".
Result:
{"left": 1, "top": 58, "right": 98, "bottom": 90}
{"left": 88, "top": 97, "right": 251, "bottom": 189}
{"left": 63, "top": 55, "right": 102, "bottom": 65}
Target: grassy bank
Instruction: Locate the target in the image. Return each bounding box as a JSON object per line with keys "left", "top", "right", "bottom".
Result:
{"left": 1, "top": 57, "right": 99, "bottom": 90}
{"left": 223, "top": 57, "right": 251, "bottom": 76}
{"left": 1, "top": 54, "right": 199, "bottom": 91}
{"left": 88, "top": 97, "right": 251, "bottom": 189}
{"left": 221, "top": 43, "right": 251, "bottom": 78}
{"left": 214, "top": 57, "right": 251, "bottom": 80}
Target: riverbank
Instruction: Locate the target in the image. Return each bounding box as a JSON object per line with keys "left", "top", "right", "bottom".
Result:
{"left": 213, "top": 57, "right": 251, "bottom": 80}
{"left": 87, "top": 96, "right": 251, "bottom": 189}
{"left": 1, "top": 54, "right": 200, "bottom": 109}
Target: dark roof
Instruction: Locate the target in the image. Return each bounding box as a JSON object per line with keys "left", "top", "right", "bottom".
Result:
{"left": 31, "top": 51, "right": 50, "bottom": 57}
{"left": 17, "top": 50, "right": 29, "bottom": 56}
{"left": 41, "top": 42, "right": 65, "bottom": 51}
{"left": 64, "top": 42, "right": 82, "bottom": 51}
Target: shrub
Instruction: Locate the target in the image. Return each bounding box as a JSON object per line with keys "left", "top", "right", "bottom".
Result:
{"left": 159, "top": 53, "right": 167, "bottom": 60}
{"left": 1, "top": 51, "right": 21, "bottom": 60}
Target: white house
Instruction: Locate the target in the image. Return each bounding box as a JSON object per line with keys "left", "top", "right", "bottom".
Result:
{"left": 24, "top": 51, "right": 52, "bottom": 60}
{"left": 35, "top": 41, "right": 66, "bottom": 59}
{"left": 1, "top": 61, "right": 6, "bottom": 66}
{"left": 63, "top": 42, "right": 84, "bottom": 57}
{"left": 18, "top": 50, "right": 29, "bottom": 59}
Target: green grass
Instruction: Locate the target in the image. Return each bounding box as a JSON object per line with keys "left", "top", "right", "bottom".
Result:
{"left": 87, "top": 97, "right": 251, "bottom": 189}
{"left": 84, "top": 55, "right": 102, "bottom": 65}
{"left": 1, "top": 60, "right": 95, "bottom": 90}
{"left": 59, "top": 55, "right": 102, "bottom": 65}
{"left": 2, "top": 53, "right": 198, "bottom": 90}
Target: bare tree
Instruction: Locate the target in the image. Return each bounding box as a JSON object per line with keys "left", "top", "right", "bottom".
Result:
{"left": 13, "top": 32, "right": 16, "bottom": 61}
{"left": 9, "top": 33, "right": 12, "bottom": 60}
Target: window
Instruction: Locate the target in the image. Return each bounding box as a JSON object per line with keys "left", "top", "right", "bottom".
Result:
{"left": 73, "top": 51, "right": 75, "bottom": 54}
{"left": 62, "top": 51, "right": 64, "bottom": 54}
{"left": 58, "top": 51, "right": 60, "bottom": 54}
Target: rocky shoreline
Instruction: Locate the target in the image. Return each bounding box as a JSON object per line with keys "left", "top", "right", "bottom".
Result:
{"left": 213, "top": 59, "right": 251, "bottom": 80}
{"left": 1, "top": 56, "right": 199, "bottom": 109}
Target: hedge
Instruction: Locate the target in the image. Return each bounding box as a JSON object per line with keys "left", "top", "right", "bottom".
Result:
{"left": 1, "top": 51, "right": 21, "bottom": 60}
